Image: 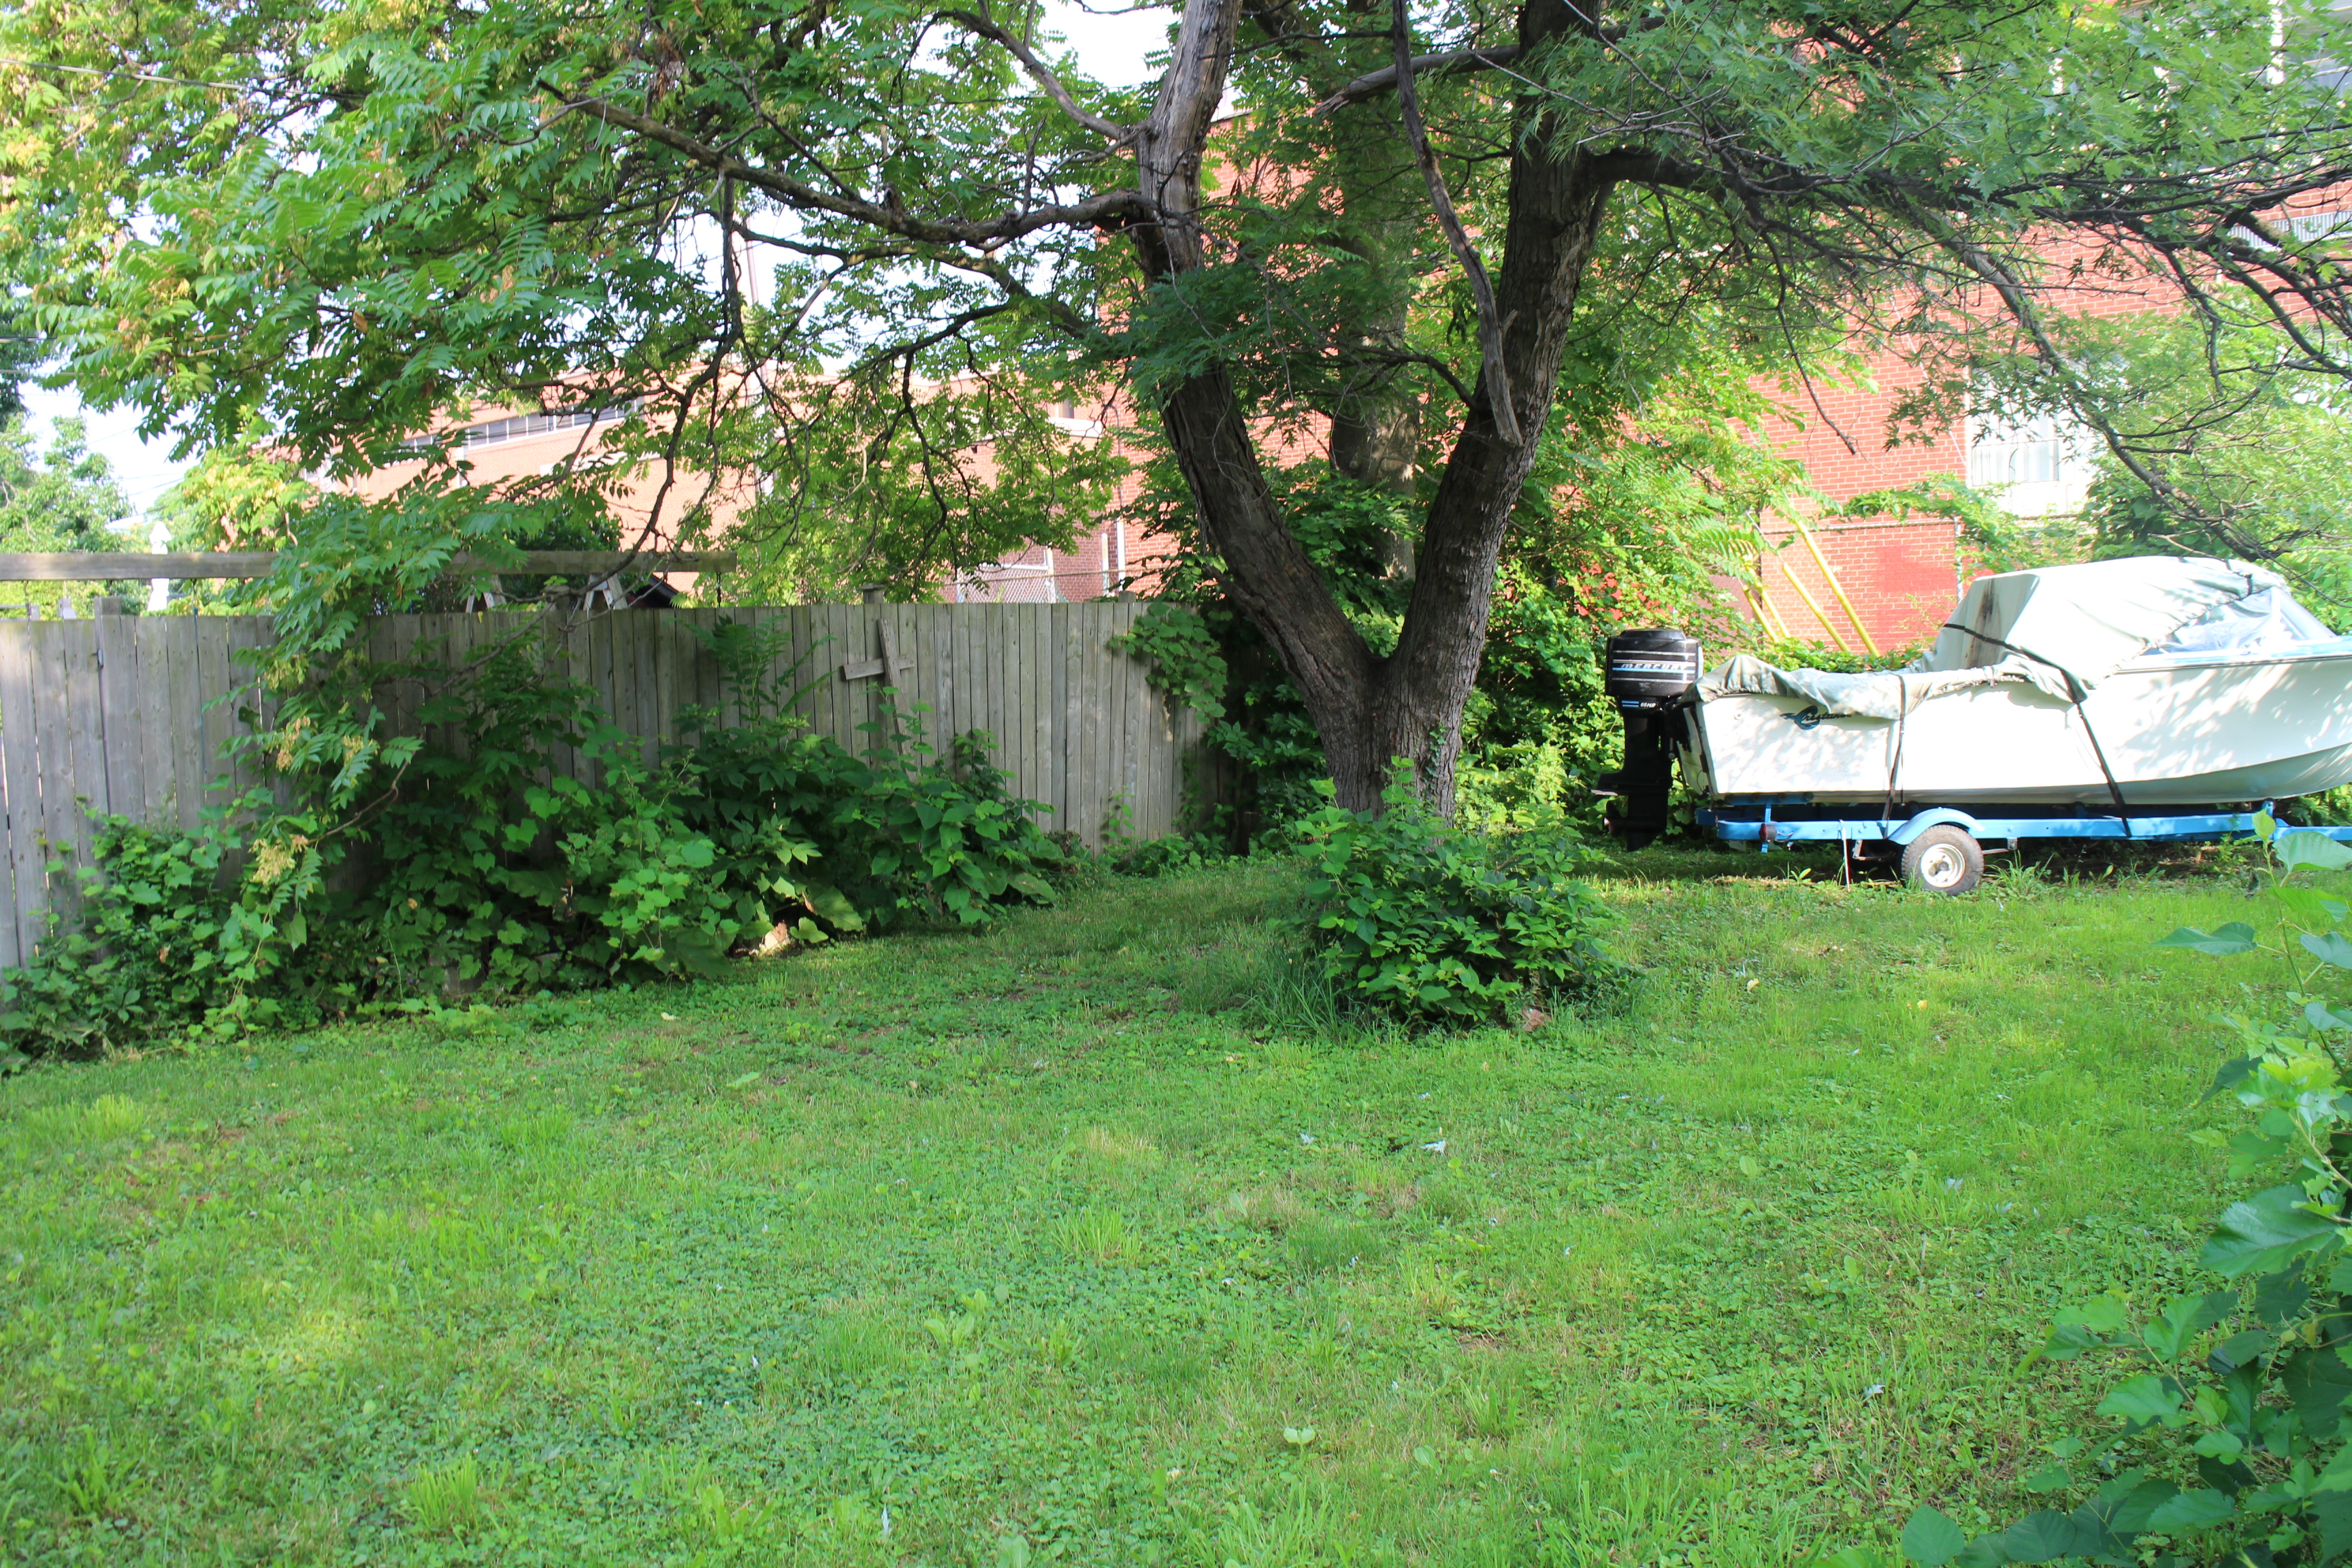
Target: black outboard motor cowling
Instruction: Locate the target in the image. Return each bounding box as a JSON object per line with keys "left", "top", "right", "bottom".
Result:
{"left": 1595, "top": 628, "right": 1701, "bottom": 849}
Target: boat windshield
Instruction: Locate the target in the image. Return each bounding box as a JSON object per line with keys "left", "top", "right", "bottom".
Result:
{"left": 2144, "top": 586, "right": 2341, "bottom": 655}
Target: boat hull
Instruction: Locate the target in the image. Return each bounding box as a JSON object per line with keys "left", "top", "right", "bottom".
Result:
{"left": 1684, "top": 648, "right": 2352, "bottom": 806}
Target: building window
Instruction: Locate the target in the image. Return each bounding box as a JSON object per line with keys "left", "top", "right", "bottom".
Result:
{"left": 1966, "top": 407, "right": 2099, "bottom": 518}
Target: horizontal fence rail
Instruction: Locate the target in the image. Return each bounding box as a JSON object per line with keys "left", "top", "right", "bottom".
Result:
{"left": 0, "top": 549, "right": 738, "bottom": 581}
{"left": 0, "top": 601, "right": 1203, "bottom": 970}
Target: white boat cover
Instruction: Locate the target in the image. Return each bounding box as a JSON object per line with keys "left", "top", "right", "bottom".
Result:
{"left": 1922, "top": 557, "right": 2283, "bottom": 691}
{"left": 1701, "top": 557, "right": 2311, "bottom": 719}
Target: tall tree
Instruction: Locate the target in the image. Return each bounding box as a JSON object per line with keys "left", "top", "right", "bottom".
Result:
{"left": 5, "top": 0, "right": 2350, "bottom": 808}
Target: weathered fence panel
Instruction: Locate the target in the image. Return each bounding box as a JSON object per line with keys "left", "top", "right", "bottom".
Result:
{"left": 0, "top": 601, "right": 1207, "bottom": 967}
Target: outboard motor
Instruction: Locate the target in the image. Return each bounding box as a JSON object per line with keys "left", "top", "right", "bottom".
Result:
{"left": 1595, "top": 628, "right": 1701, "bottom": 849}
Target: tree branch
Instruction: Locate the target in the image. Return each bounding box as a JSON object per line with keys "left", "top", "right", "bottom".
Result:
{"left": 1390, "top": 0, "right": 1520, "bottom": 445}
{"left": 1911, "top": 207, "right": 2242, "bottom": 540}
{"left": 935, "top": 8, "right": 1137, "bottom": 142}
{"left": 1313, "top": 44, "right": 1521, "bottom": 116}
{"left": 1337, "top": 346, "right": 1477, "bottom": 406}
{"left": 565, "top": 93, "right": 1149, "bottom": 244}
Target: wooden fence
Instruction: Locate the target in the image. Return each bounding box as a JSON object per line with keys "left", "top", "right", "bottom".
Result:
{"left": 0, "top": 601, "right": 1206, "bottom": 969}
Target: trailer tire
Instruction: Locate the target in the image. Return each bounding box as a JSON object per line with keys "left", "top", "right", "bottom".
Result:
{"left": 1902, "top": 826, "right": 1982, "bottom": 894}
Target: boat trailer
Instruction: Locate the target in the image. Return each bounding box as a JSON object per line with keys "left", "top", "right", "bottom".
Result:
{"left": 1698, "top": 802, "right": 2352, "bottom": 894}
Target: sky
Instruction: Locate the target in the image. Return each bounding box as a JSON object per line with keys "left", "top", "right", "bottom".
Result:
{"left": 20, "top": 0, "right": 1175, "bottom": 522}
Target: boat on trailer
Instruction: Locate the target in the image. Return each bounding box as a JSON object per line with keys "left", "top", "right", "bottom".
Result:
{"left": 1597, "top": 557, "right": 2352, "bottom": 891}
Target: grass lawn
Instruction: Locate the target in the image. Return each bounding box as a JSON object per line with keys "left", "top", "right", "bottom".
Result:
{"left": 0, "top": 847, "right": 2298, "bottom": 1565}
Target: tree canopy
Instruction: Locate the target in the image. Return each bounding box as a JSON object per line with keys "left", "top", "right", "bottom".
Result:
{"left": 5, "top": 0, "right": 2350, "bottom": 805}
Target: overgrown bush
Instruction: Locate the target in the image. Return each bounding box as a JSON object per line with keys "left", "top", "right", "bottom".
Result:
{"left": 1289, "top": 766, "right": 1622, "bottom": 1027}
{"left": 1103, "top": 831, "right": 1231, "bottom": 878}
{"left": 0, "top": 618, "right": 1061, "bottom": 1057}
{"left": 1884, "top": 817, "right": 2352, "bottom": 1568}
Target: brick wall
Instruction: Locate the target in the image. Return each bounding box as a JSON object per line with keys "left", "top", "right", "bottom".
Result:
{"left": 1742, "top": 348, "right": 1972, "bottom": 651}
{"left": 1757, "top": 516, "right": 1962, "bottom": 654}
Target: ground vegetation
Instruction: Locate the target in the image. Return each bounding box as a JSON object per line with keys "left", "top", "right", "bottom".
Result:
{"left": 0, "top": 849, "right": 2303, "bottom": 1561}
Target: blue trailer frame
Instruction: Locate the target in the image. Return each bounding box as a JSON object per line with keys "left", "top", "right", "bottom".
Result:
{"left": 1697, "top": 801, "right": 2352, "bottom": 851}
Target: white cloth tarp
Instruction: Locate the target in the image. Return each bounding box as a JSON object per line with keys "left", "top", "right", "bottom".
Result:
{"left": 1922, "top": 557, "right": 2279, "bottom": 697}
{"left": 1699, "top": 556, "right": 2329, "bottom": 719}
{"left": 2146, "top": 585, "right": 2339, "bottom": 655}
{"left": 1698, "top": 655, "right": 2036, "bottom": 720}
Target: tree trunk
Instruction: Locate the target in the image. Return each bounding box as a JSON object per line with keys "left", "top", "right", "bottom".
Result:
{"left": 1324, "top": 111, "right": 1425, "bottom": 578}
{"left": 1131, "top": 0, "right": 1613, "bottom": 817}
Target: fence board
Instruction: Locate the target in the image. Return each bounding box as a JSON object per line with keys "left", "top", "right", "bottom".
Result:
{"left": 945, "top": 604, "right": 966, "bottom": 745}
{"left": 1094, "top": 606, "right": 1115, "bottom": 843}
{"left": 1019, "top": 608, "right": 1042, "bottom": 818}
{"left": 161, "top": 617, "right": 204, "bottom": 832}
{"left": 815, "top": 606, "right": 844, "bottom": 747}
{"left": 226, "top": 617, "right": 276, "bottom": 799}
{"left": 1071, "top": 608, "right": 1098, "bottom": 844}
{"left": 33, "top": 626, "right": 82, "bottom": 930}
{"left": 630, "top": 610, "right": 660, "bottom": 765}
{"left": 97, "top": 617, "right": 144, "bottom": 826}
{"left": 0, "top": 627, "right": 37, "bottom": 966}
{"left": 1055, "top": 603, "right": 1079, "bottom": 837}
{"left": 135, "top": 621, "right": 175, "bottom": 828}
{"left": 985, "top": 606, "right": 1007, "bottom": 770}
{"left": 919, "top": 606, "right": 948, "bottom": 752}
{"left": 65, "top": 620, "right": 108, "bottom": 826}
{"left": 902, "top": 606, "right": 926, "bottom": 737}
{"left": 1124, "top": 606, "right": 1152, "bottom": 832}
{"left": 193, "top": 619, "right": 238, "bottom": 815}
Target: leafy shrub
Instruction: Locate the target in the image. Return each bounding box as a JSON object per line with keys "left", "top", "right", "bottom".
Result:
{"left": 1106, "top": 832, "right": 1230, "bottom": 878}
{"left": 357, "top": 640, "right": 757, "bottom": 991}
{"left": 821, "top": 728, "right": 1061, "bottom": 926}
{"left": 1893, "top": 816, "right": 2352, "bottom": 1568}
{"left": 1110, "top": 602, "right": 1228, "bottom": 723}
{"left": 1454, "top": 738, "right": 1577, "bottom": 832}
{"left": 0, "top": 808, "right": 293, "bottom": 1050}
{"left": 0, "top": 618, "right": 1062, "bottom": 1056}
{"left": 1290, "top": 766, "right": 1621, "bottom": 1026}
{"left": 676, "top": 620, "right": 1060, "bottom": 931}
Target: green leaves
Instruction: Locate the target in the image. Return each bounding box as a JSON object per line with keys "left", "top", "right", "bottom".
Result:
{"left": 1901, "top": 1507, "right": 1967, "bottom": 1567}
{"left": 1860, "top": 807, "right": 2352, "bottom": 1568}
{"left": 2040, "top": 1296, "right": 2130, "bottom": 1362}
{"left": 1292, "top": 764, "right": 1621, "bottom": 1027}
{"left": 2278, "top": 832, "right": 2352, "bottom": 872}
{"left": 1111, "top": 605, "right": 1228, "bottom": 723}
{"left": 2095, "top": 1374, "right": 2185, "bottom": 1426}
{"left": 0, "top": 626, "right": 1073, "bottom": 1047}
{"left": 2285, "top": 1349, "right": 2352, "bottom": 1442}
{"left": 2157, "top": 923, "right": 2259, "bottom": 956}
{"left": 2202, "top": 1186, "right": 2345, "bottom": 1279}
{"left": 1954, "top": 1509, "right": 2121, "bottom": 1565}
{"left": 2140, "top": 1292, "right": 2239, "bottom": 1360}
{"left": 2143, "top": 1489, "right": 2236, "bottom": 1532}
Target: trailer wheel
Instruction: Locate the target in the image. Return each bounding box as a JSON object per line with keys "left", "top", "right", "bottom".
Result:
{"left": 1902, "top": 826, "right": 1983, "bottom": 894}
